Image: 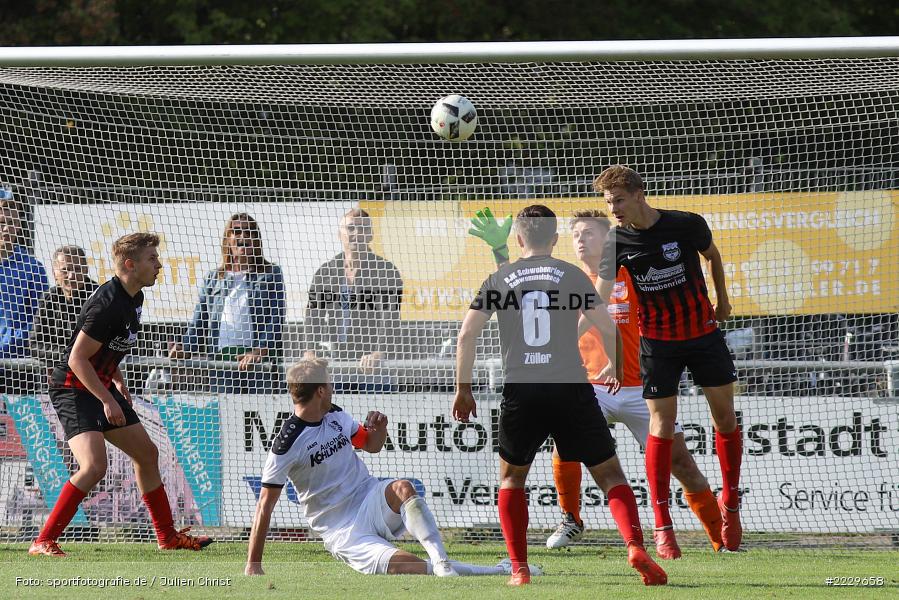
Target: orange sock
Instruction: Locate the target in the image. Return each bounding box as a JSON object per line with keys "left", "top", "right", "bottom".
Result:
{"left": 552, "top": 455, "right": 582, "bottom": 523}
{"left": 685, "top": 487, "right": 723, "bottom": 551}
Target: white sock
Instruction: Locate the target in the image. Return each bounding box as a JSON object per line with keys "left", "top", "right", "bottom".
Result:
{"left": 400, "top": 496, "right": 449, "bottom": 564}
{"left": 448, "top": 560, "right": 505, "bottom": 576}
{"left": 425, "top": 560, "right": 505, "bottom": 576}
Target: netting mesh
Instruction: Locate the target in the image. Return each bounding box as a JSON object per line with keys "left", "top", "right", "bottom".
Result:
{"left": 0, "top": 58, "right": 897, "bottom": 548}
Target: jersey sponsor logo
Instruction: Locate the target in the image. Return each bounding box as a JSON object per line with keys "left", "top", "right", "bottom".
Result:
{"left": 523, "top": 352, "right": 552, "bottom": 364}
{"left": 633, "top": 264, "right": 687, "bottom": 292}
{"left": 108, "top": 330, "right": 139, "bottom": 352}
{"left": 310, "top": 433, "right": 351, "bottom": 466}
{"left": 611, "top": 281, "right": 628, "bottom": 300}
{"left": 662, "top": 241, "right": 681, "bottom": 262}
{"left": 607, "top": 302, "right": 630, "bottom": 324}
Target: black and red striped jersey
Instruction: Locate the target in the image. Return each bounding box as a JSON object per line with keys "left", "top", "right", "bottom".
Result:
{"left": 51, "top": 276, "right": 143, "bottom": 390}
{"left": 599, "top": 209, "right": 717, "bottom": 341}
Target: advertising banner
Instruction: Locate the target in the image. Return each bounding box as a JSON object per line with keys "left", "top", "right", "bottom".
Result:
{"left": 4, "top": 394, "right": 88, "bottom": 525}
{"left": 1, "top": 393, "right": 221, "bottom": 527}
{"left": 363, "top": 191, "right": 899, "bottom": 319}
{"left": 36, "top": 192, "right": 898, "bottom": 322}
{"left": 221, "top": 392, "right": 899, "bottom": 533}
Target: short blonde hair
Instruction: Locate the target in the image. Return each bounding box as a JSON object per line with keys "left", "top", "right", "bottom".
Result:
{"left": 112, "top": 232, "right": 160, "bottom": 269}
{"left": 287, "top": 358, "right": 330, "bottom": 404}
{"left": 569, "top": 209, "right": 611, "bottom": 233}
{"left": 593, "top": 165, "right": 645, "bottom": 194}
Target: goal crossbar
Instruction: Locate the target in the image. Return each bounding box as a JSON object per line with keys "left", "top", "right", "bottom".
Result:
{"left": 1, "top": 37, "right": 898, "bottom": 67}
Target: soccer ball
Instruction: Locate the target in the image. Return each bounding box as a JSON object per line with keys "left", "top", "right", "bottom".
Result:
{"left": 430, "top": 94, "right": 477, "bottom": 142}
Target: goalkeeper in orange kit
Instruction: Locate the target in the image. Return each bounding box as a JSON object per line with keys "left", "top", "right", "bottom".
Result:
{"left": 470, "top": 207, "right": 724, "bottom": 559}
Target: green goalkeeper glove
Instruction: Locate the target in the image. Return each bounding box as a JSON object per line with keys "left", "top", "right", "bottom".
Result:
{"left": 468, "top": 207, "right": 513, "bottom": 265}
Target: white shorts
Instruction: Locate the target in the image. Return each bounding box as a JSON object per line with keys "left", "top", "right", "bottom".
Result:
{"left": 593, "top": 385, "right": 683, "bottom": 448}
{"left": 323, "top": 478, "right": 406, "bottom": 575}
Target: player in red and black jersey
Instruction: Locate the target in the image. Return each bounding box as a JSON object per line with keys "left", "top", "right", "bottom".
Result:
{"left": 454, "top": 205, "right": 667, "bottom": 587}
{"left": 29, "top": 233, "right": 213, "bottom": 557}
{"left": 595, "top": 165, "right": 743, "bottom": 554}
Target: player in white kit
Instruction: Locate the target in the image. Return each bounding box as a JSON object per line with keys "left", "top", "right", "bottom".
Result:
{"left": 245, "top": 358, "right": 540, "bottom": 577}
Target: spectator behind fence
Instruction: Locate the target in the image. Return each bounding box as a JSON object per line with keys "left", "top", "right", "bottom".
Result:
{"left": 31, "top": 245, "right": 99, "bottom": 369}
{"left": 0, "top": 190, "right": 49, "bottom": 359}
{"left": 169, "top": 213, "right": 285, "bottom": 393}
{"left": 303, "top": 208, "right": 403, "bottom": 391}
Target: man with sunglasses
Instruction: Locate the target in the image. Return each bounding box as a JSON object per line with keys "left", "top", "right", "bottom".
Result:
{"left": 303, "top": 209, "right": 404, "bottom": 391}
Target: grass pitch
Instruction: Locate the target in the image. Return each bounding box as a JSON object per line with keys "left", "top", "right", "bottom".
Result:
{"left": 0, "top": 542, "right": 896, "bottom": 599}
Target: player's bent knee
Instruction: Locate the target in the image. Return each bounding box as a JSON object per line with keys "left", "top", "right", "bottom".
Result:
{"left": 649, "top": 420, "right": 677, "bottom": 438}
{"left": 76, "top": 462, "right": 108, "bottom": 485}
{"left": 131, "top": 443, "right": 160, "bottom": 468}
{"left": 587, "top": 456, "right": 628, "bottom": 491}
{"left": 392, "top": 479, "right": 418, "bottom": 503}
{"left": 386, "top": 551, "right": 428, "bottom": 575}
{"left": 709, "top": 410, "right": 737, "bottom": 434}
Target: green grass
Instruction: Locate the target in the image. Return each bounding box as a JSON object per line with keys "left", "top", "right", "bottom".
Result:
{"left": 0, "top": 543, "right": 896, "bottom": 599}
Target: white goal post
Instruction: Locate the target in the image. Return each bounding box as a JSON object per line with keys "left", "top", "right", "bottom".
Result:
{"left": 0, "top": 38, "right": 897, "bottom": 548}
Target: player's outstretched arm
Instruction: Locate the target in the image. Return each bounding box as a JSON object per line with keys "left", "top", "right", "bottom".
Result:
{"left": 454, "top": 309, "right": 490, "bottom": 422}
{"left": 468, "top": 206, "right": 512, "bottom": 266}
{"left": 245, "top": 485, "right": 282, "bottom": 576}
{"left": 361, "top": 411, "right": 389, "bottom": 453}
{"left": 699, "top": 241, "right": 732, "bottom": 322}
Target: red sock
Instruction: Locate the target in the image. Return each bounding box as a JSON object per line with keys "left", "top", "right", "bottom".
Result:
{"left": 645, "top": 434, "right": 673, "bottom": 529}
{"left": 142, "top": 484, "right": 175, "bottom": 543}
{"left": 715, "top": 427, "right": 743, "bottom": 509}
{"left": 607, "top": 484, "right": 644, "bottom": 547}
{"left": 552, "top": 455, "right": 582, "bottom": 522}
{"left": 36, "top": 481, "right": 88, "bottom": 542}
{"left": 498, "top": 487, "right": 528, "bottom": 573}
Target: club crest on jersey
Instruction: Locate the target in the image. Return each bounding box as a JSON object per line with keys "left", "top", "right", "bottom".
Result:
{"left": 662, "top": 242, "right": 681, "bottom": 262}
{"left": 328, "top": 420, "right": 343, "bottom": 433}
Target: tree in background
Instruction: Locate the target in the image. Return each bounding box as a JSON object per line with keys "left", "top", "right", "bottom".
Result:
{"left": 0, "top": 0, "right": 896, "bottom": 46}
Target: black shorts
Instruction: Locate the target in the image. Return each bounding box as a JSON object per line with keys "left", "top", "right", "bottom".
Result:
{"left": 49, "top": 386, "right": 141, "bottom": 441}
{"left": 499, "top": 382, "right": 616, "bottom": 467}
{"left": 640, "top": 329, "right": 737, "bottom": 399}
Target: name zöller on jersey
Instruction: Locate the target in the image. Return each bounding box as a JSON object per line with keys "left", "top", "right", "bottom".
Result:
{"left": 470, "top": 255, "right": 599, "bottom": 383}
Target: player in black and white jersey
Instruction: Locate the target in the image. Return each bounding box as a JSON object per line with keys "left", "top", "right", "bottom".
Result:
{"left": 454, "top": 205, "right": 667, "bottom": 587}
{"left": 245, "top": 358, "right": 537, "bottom": 578}
{"left": 29, "top": 233, "right": 212, "bottom": 557}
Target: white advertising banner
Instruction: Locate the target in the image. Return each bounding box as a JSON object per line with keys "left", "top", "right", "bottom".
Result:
{"left": 34, "top": 202, "right": 353, "bottom": 322}
{"left": 220, "top": 393, "right": 899, "bottom": 533}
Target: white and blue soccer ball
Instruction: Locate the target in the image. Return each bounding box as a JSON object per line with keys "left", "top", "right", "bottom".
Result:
{"left": 430, "top": 94, "right": 477, "bottom": 141}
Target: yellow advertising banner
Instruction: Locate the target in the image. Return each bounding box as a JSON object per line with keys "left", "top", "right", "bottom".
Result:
{"left": 366, "top": 191, "right": 899, "bottom": 320}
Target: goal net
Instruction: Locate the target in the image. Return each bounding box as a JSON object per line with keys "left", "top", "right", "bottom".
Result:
{"left": 0, "top": 44, "right": 897, "bottom": 548}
